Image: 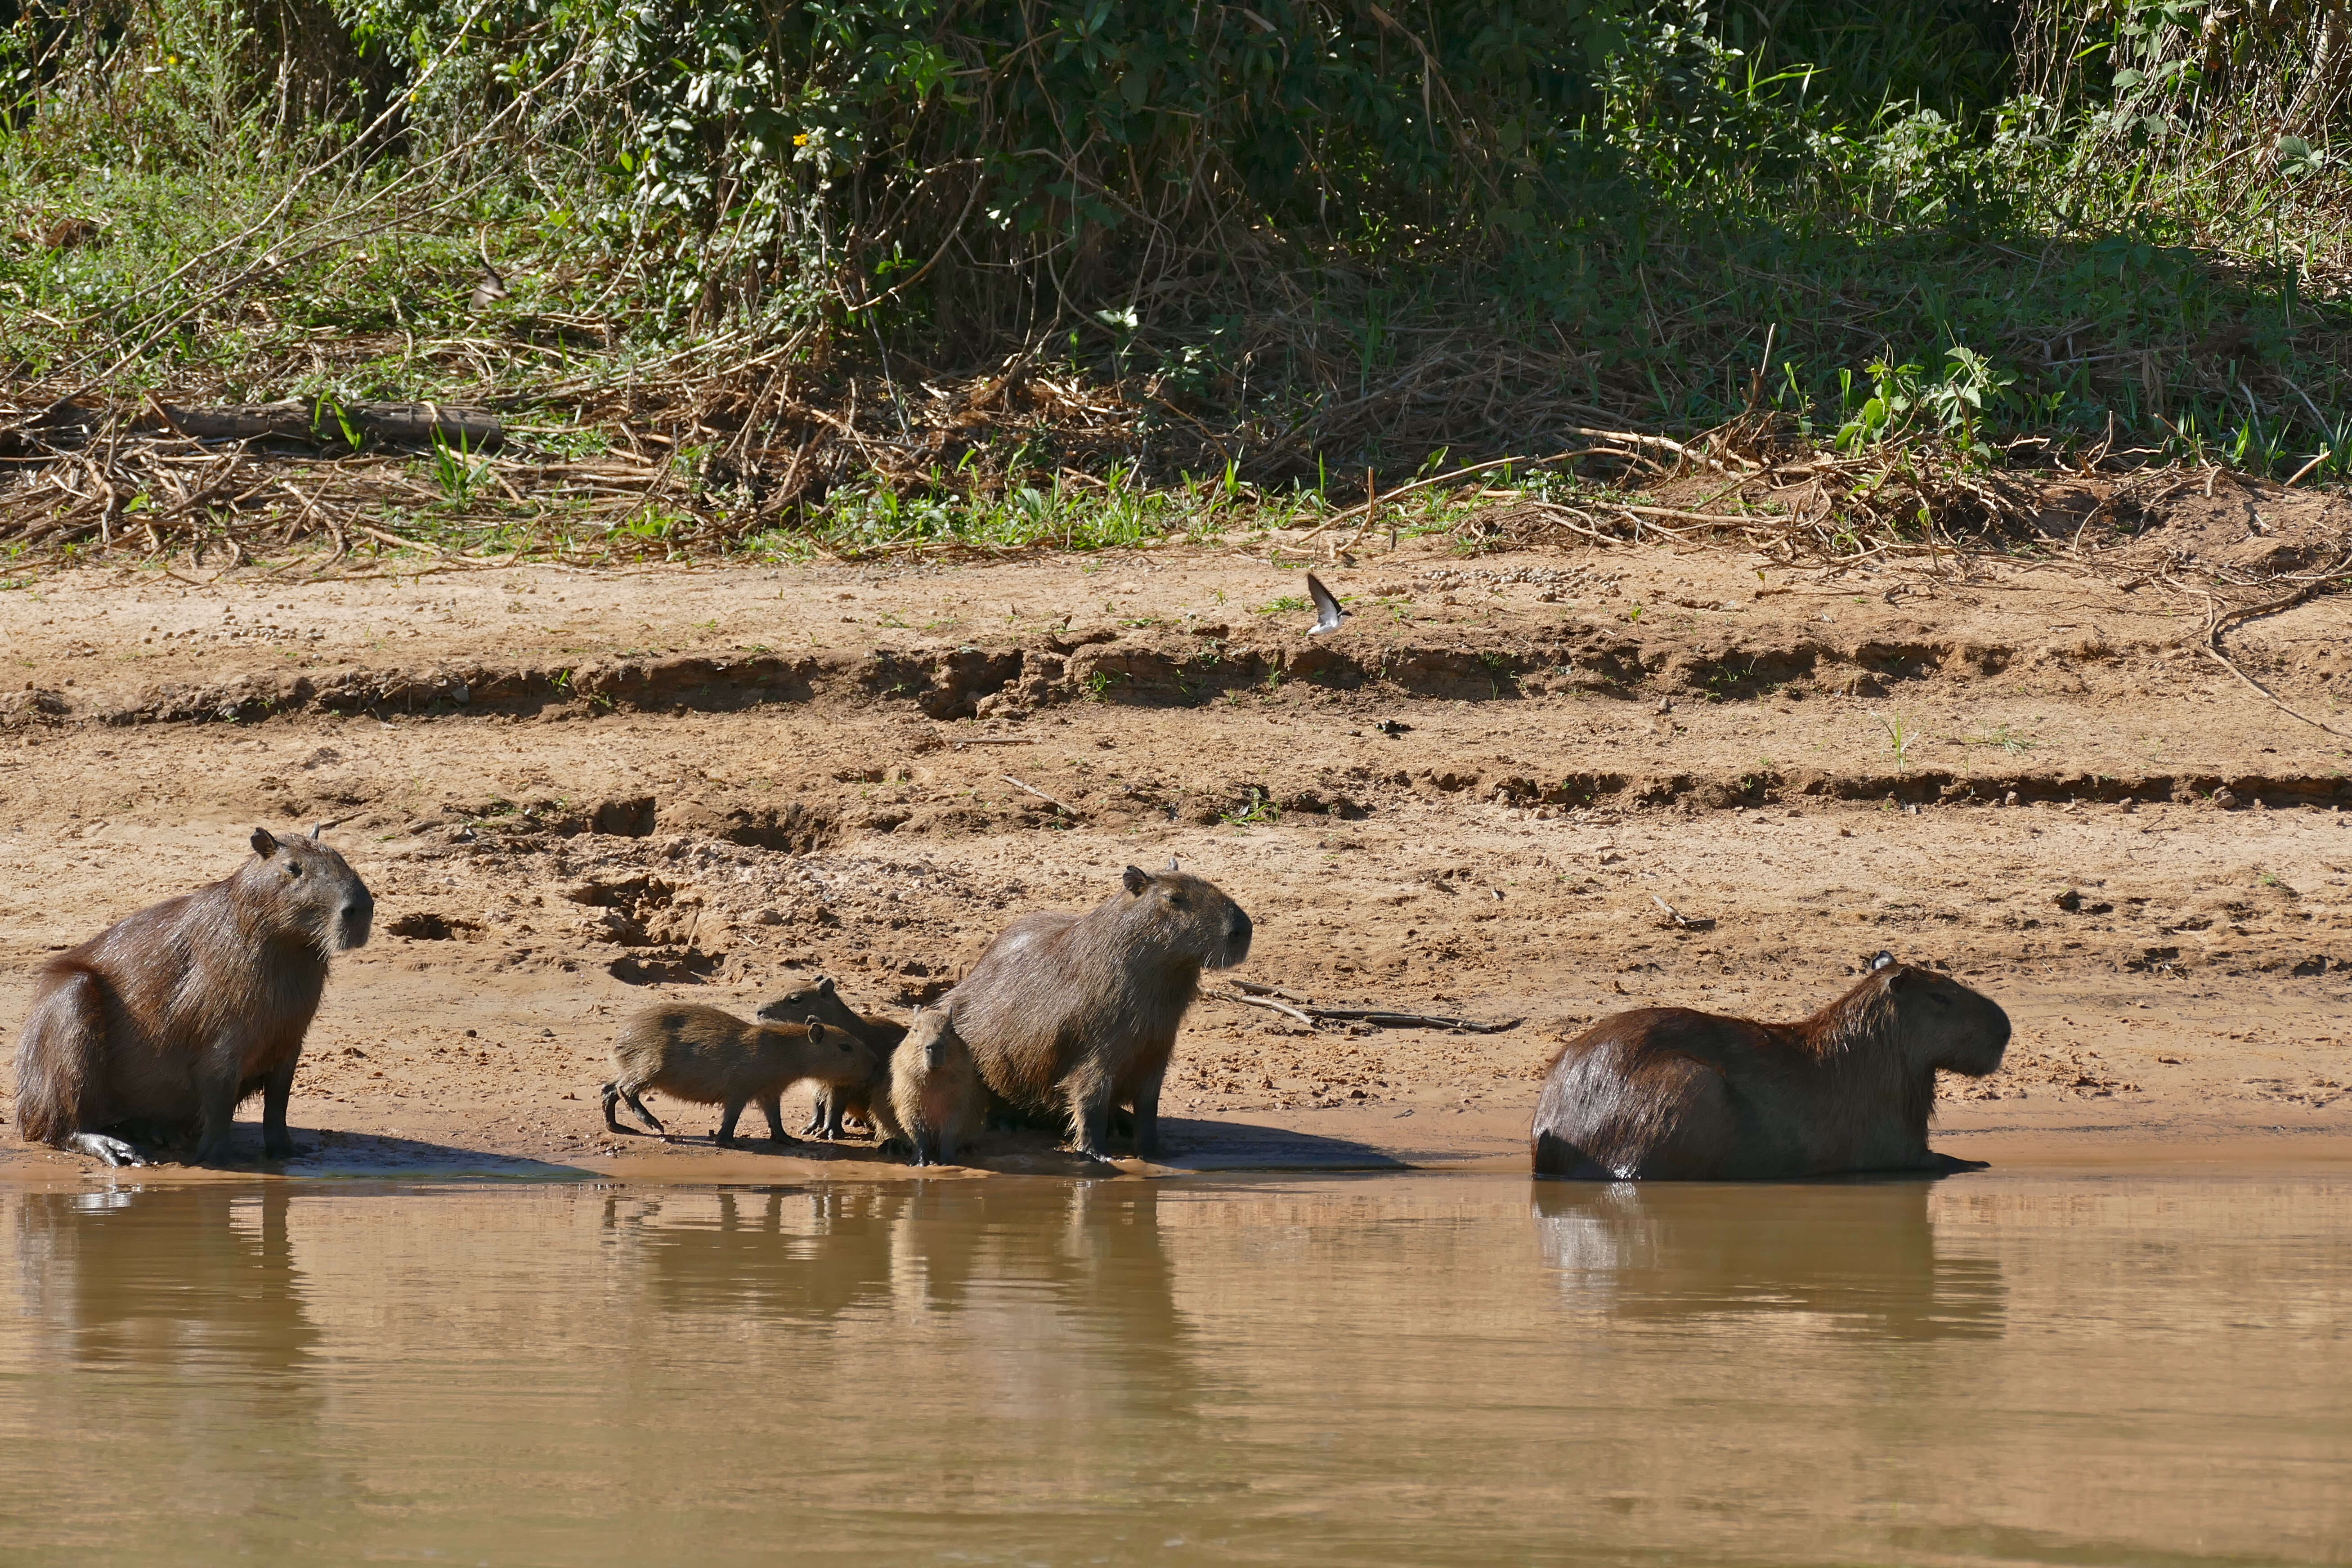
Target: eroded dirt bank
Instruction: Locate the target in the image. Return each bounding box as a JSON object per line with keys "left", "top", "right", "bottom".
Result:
{"left": 3, "top": 512, "right": 2350, "bottom": 1177}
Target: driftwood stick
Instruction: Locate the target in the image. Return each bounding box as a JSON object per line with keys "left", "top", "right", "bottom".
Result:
{"left": 1002, "top": 774, "right": 1074, "bottom": 814}
{"left": 1218, "top": 991, "right": 1316, "bottom": 1026}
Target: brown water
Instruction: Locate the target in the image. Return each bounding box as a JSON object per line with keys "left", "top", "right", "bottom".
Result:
{"left": 0, "top": 1170, "right": 2345, "bottom": 1567}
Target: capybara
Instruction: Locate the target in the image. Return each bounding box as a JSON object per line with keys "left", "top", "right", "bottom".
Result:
{"left": 757, "top": 977, "right": 907, "bottom": 1138}
{"left": 869, "top": 1006, "right": 983, "bottom": 1167}
{"left": 603, "top": 1004, "right": 884, "bottom": 1145}
{"left": 13, "top": 826, "right": 375, "bottom": 1167}
{"left": 946, "top": 858, "right": 1251, "bottom": 1160}
{"left": 1531, "top": 954, "right": 2009, "bottom": 1180}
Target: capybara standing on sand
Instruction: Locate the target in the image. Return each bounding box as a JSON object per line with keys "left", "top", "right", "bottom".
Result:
{"left": 1531, "top": 954, "right": 2009, "bottom": 1180}
{"left": 757, "top": 976, "right": 906, "bottom": 1139}
{"left": 870, "top": 1006, "right": 983, "bottom": 1167}
{"left": 947, "top": 859, "right": 1251, "bottom": 1160}
{"left": 14, "top": 826, "right": 375, "bottom": 1167}
{"left": 603, "top": 1004, "right": 886, "bottom": 1146}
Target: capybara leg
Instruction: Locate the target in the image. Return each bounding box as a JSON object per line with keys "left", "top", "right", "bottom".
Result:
{"left": 715, "top": 1098, "right": 746, "bottom": 1146}
{"left": 261, "top": 1058, "right": 300, "bottom": 1160}
{"left": 602, "top": 1082, "right": 627, "bottom": 1133}
{"left": 193, "top": 1064, "right": 243, "bottom": 1165}
{"left": 65, "top": 1132, "right": 149, "bottom": 1168}
{"left": 802, "top": 1090, "right": 831, "bottom": 1138}
{"left": 622, "top": 1089, "right": 665, "bottom": 1133}
{"left": 1129, "top": 1070, "right": 1168, "bottom": 1158}
{"left": 1064, "top": 1072, "right": 1116, "bottom": 1161}
{"left": 759, "top": 1093, "right": 789, "bottom": 1143}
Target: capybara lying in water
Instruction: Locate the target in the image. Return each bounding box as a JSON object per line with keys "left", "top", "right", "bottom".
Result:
{"left": 870, "top": 1006, "right": 983, "bottom": 1167}
{"left": 604, "top": 1004, "right": 885, "bottom": 1145}
{"left": 947, "top": 858, "right": 1251, "bottom": 1160}
{"left": 13, "top": 826, "right": 375, "bottom": 1167}
{"left": 757, "top": 976, "right": 905, "bottom": 1139}
{"left": 1531, "top": 955, "right": 2009, "bottom": 1180}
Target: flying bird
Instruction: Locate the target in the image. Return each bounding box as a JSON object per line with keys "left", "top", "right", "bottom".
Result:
{"left": 1306, "top": 572, "right": 1343, "bottom": 635}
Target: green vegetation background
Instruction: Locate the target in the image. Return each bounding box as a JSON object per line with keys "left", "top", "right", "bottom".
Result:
{"left": 3, "top": 0, "right": 2350, "bottom": 550}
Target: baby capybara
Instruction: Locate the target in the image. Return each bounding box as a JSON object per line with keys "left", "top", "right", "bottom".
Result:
{"left": 1531, "top": 954, "right": 2009, "bottom": 1180}
{"left": 945, "top": 858, "right": 1251, "bottom": 1160}
{"left": 870, "top": 1006, "right": 983, "bottom": 1167}
{"left": 603, "top": 1004, "right": 885, "bottom": 1145}
{"left": 757, "top": 976, "right": 905, "bottom": 1139}
{"left": 14, "top": 826, "right": 375, "bottom": 1167}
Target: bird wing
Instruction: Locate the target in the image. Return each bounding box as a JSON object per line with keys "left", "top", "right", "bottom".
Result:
{"left": 1306, "top": 572, "right": 1343, "bottom": 634}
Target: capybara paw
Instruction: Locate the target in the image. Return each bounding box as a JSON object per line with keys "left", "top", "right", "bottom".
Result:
{"left": 67, "top": 1133, "right": 148, "bottom": 1168}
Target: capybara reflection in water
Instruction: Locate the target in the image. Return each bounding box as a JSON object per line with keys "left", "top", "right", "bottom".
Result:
{"left": 1531, "top": 954, "right": 2009, "bottom": 1180}
{"left": 947, "top": 859, "right": 1251, "bottom": 1160}
{"left": 757, "top": 976, "right": 905, "bottom": 1139}
{"left": 870, "top": 1006, "right": 983, "bottom": 1167}
{"left": 604, "top": 1004, "right": 887, "bottom": 1146}
{"left": 14, "top": 826, "right": 375, "bottom": 1167}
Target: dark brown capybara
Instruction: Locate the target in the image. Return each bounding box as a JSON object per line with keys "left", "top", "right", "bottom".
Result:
{"left": 945, "top": 858, "right": 1251, "bottom": 1160}
{"left": 1530, "top": 954, "right": 2009, "bottom": 1180}
{"left": 869, "top": 1005, "right": 983, "bottom": 1167}
{"left": 13, "top": 826, "right": 375, "bottom": 1167}
{"left": 603, "top": 1004, "right": 886, "bottom": 1145}
{"left": 757, "top": 976, "right": 906, "bottom": 1139}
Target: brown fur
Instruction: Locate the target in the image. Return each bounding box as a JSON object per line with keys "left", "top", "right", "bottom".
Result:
{"left": 1530, "top": 961, "right": 2010, "bottom": 1180}
{"left": 602, "top": 1004, "right": 884, "bottom": 1145}
{"left": 946, "top": 859, "right": 1251, "bottom": 1159}
{"left": 757, "top": 977, "right": 905, "bottom": 1138}
{"left": 871, "top": 1006, "right": 984, "bottom": 1167}
{"left": 13, "top": 827, "right": 374, "bottom": 1167}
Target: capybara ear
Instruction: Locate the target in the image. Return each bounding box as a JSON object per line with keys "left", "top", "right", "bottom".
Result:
{"left": 251, "top": 827, "right": 280, "bottom": 857}
{"left": 1870, "top": 950, "right": 1897, "bottom": 972}
{"left": 311, "top": 821, "right": 327, "bottom": 841}
{"left": 817, "top": 977, "right": 835, "bottom": 995}
{"left": 1165, "top": 855, "right": 1180, "bottom": 872}
{"left": 806, "top": 1017, "right": 839, "bottom": 1050}
{"left": 1123, "top": 865, "right": 1152, "bottom": 895}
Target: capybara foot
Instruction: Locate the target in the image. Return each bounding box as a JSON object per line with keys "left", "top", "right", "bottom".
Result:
{"left": 66, "top": 1132, "right": 149, "bottom": 1167}
{"left": 1925, "top": 1151, "right": 1992, "bottom": 1174}
{"left": 263, "top": 1140, "right": 310, "bottom": 1161}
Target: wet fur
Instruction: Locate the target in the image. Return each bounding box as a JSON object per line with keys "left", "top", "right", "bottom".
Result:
{"left": 603, "top": 1004, "right": 884, "bottom": 1145}
{"left": 757, "top": 978, "right": 905, "bottom": 1138}
{"left": 1530, "top": 964, "right": 2010, "bottom": 1180}
{"left": 872, "top": 1008, "right": 983, "bottom": 1167}
{"left": 946, "top": 863, "right": 1251, "bottom": 1160}
{"left": 13, "top": 828, "right": 374, "bottom": 1166}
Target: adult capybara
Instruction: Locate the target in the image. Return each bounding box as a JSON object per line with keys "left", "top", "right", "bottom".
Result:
{"left": 1530, "top": 954, "right": 2009, "bottom": 1180}
{"left": 603, "top": 1004, "right": 885, "bottom": 1145}
{"left": 872, "top": 1006, "right": 983, "bottom": 1167}
{"left": 946, "top": 858, "right": 1251, "bottom": 1160}
{"left": 757, "top": 976, "right": 905, "bottom": 1139}
{"left": 13, "top": 826, "right": 375, "bottom": 1167}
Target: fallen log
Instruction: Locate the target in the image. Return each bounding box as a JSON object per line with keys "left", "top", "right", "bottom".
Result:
{"left": 156, "top": 399, "right": 504, "bottom": 452}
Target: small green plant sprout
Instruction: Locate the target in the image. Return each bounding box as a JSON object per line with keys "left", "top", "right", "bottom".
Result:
{"left": 1220, "top": 787, "right": 1281, "bottom": 827}
{"left": 428, "top": 429, "right": 486, "bottom": 504}
{"left": 1968, "top": 724, "right": 2038, "bottom": 753}
{"left": 1254, "top": 595, "right": 1309, "bottom": 614}
{"left": 1084, "top": 670, "right": 1113, "bottom": 701}
{"left": 1873, "top": 709, "right": 1914, "bottom": 771}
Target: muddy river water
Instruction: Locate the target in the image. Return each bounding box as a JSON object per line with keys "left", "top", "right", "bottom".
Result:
{"left": 0, "top": 1169, "right": 2345, "bottom": 1566}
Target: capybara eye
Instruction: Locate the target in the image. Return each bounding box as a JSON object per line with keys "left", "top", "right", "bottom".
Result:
{"left": 286, "top": 864, "right": 303, "bottom": 878}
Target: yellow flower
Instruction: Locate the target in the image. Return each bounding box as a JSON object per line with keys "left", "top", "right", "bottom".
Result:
{"left": 793, "top": 133, "right": 810, "bottom": 146}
